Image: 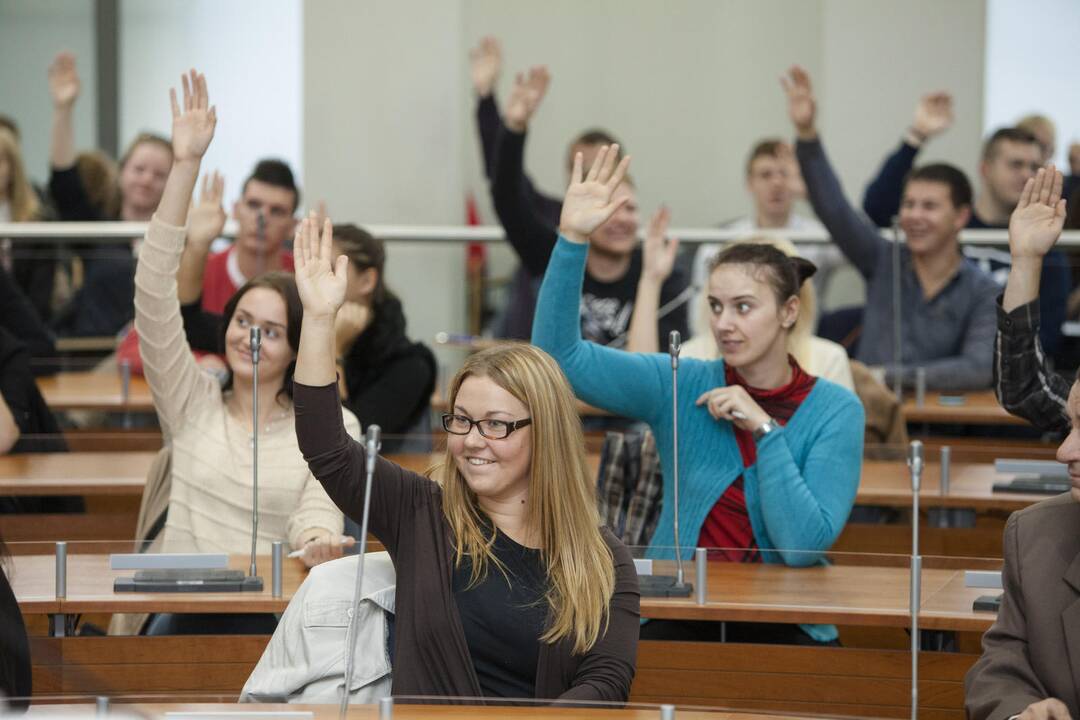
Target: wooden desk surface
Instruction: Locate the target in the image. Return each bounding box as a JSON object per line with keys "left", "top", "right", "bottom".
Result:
{"left": 29, "top": 702, "right": 804, "bottom": 719}
{"left": 639, "top": 560, "right": 996, "bottom": 632}
{"left": 2, "top": 451, "right": 1050, "bottom": 515}
{"left": 37, "top": 371, "right": 154, "bottom": 413}
{"left": 901, "top": 390, "right": 1025, "bottom": 426}
{"left": 0, "top": 451, "right": 156, "bottom": 496}
{"left": 14, "top": 551, "right": 996, "bottom": 633}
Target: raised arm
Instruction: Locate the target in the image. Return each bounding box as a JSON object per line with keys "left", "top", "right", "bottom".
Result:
{"left": 177, "top": 171, "right": 226, "bottom": 304}
{"left": 782, "top": 66, "right": 886, "bottom": 278}
{"left": 134, "top": 70, "right": 219, "bottom": 435}
{"left": 532, "top": 145, "right": 668, "bottom": 422}
{"left": 996, "top": 166, "right": 1071, "bottom": 431}
{"left": 470, "top": 35, "right": 503, "bottom": 180}
{"left": 292, "top": 216, "right": 439, "bottom": 552}
{"left": 491, "top": 67, "right": 561, "bottom": 277}
{"left": 626, "top": 206, "right": 679, "bottom": 354}
{"left": 862, "top": 92, "right": 953, "bottom": 226}
{"left": 47, "top": 52, "right": 79, "bottom": 171}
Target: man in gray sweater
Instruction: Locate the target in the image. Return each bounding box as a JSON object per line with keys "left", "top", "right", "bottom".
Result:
{"left": 781, "top": 66, "right": 998, "bottom": 392}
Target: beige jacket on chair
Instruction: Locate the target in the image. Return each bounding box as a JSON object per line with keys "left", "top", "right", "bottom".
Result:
{"left": 241, "top": 551, "right": 396, "bottom": 704}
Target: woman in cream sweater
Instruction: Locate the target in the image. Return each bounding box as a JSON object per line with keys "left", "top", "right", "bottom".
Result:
{"left": 133, "top": 71, "right": 356, "bottom": 635}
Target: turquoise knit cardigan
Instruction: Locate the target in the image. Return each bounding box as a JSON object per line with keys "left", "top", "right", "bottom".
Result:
{"left": 533, "top": 237, "right": 865, "bottom": 602}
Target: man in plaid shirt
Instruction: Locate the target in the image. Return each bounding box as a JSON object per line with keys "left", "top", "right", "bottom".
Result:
{"left": 994, "top": 164, "right": 1071, "bottom": 434}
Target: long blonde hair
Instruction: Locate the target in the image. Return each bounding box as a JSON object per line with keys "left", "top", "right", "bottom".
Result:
{"left": 0, "top": 128, "right": 40, "bottom": 221}
{"left": 696, "top": 234, "right": 816, "bottom": 366}
{"left": 439, "top": 344, "right": 615, "bottom": 655}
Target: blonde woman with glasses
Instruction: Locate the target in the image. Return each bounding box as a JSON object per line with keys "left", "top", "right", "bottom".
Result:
{"left": 292, "top": 215, "right": 639, "bottom": 702}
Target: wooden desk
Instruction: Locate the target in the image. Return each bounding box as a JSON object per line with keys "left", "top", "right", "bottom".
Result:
{"left": 28, "top": 702, "right": 800, "bottom": 719}
{"left": 37, "top": 371, "right": 154, "bottom": 413}
{"left": 856, "top": 459, "right": 1052, "bottom": 511}
{"left": 901, "top": 391, "right": 1025, "bottom": 426}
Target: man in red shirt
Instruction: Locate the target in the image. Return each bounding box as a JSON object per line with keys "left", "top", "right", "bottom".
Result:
{"left": 180, "top": 159, "right": 298, "bottom": 313}
{"left": 116, "top": 160, "right": 299, "bottom": 372}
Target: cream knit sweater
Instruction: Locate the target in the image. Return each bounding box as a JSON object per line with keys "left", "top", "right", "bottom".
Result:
{"left": 135, "top": 216, "right": 354, "bottom": 554}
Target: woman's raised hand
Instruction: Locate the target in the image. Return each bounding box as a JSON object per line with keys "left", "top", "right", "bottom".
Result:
{"left": 169, "top": 69, "right": 216, "bottom": 163}
{"left": 558, "top": 144, "right": 631, "bottom": 244}
{"left": 293, "top": 213, "right": 349, "bottom": 320}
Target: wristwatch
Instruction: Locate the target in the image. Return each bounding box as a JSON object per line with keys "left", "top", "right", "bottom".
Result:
{"left": 752, "top": 418, "right": 780, "bottom": 442}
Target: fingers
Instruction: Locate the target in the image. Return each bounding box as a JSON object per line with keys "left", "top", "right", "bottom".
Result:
{"left": 334, "top": 254, "right": 350, "bottom": 280}
{"left": 1031, "top": 167, "right": 1047, "bottom": 206}
{"left": 181, "top": 72, "right": 192, "bottom": 112}
{"left": 199, "top": 173, "right": 209, "bottom": 200}
{"left": 1050, "top": 163, "right": 1063, "bottom": 203}
{"left": 607, "top": 153, "right": 632, "bottom": 191}
{"left": 585, "top": 145, "right": 607, "bottom": 183}
{"left": 1037, "top": 166, "right": 1054, "bottom": 206}
{"left": 1018, "top": 176, "right": 1034, "bottom": 209}
{"left": 319, "top": 216, "right": 334, "bottom": 265}
{"left": 212, "top": 171, "right": 224, "bottom": 200}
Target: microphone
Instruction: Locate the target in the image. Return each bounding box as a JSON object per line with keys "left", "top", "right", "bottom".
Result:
{"left": 341, "top": 425, "right": 381, "bottom": 716}
{"left": 638, "top": 332, "right": 692, "bottom": 597}
{"left": 906, "top": 442, "right": 923, "bottom": 716}
{"left": 248, "top": 325, "right": 262, "bottom": 581}
{"left": 907, "top": 439, "right": 923, "bottom": 493}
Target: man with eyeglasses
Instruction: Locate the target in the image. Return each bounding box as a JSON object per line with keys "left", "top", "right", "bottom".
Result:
{"left": 179, "top": 159, "right": 300, "bottom": 314}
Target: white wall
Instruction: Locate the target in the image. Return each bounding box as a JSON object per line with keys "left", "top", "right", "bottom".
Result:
{"left": 119, "top": 0, "right": 303, "bottom": 209}
{"left": 0, "top": 0, "right": 97, "bottom": 184}
{"left": 984, "top": 0, "right": 1080, "bottom": 168}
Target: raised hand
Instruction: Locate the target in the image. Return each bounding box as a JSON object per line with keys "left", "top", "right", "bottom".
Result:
{"left": 503, "top": 66, "right": 550, "bottom": 133}
{"left": 559, "top": 144, "right": 632, "bottom": 244}
{"left": 911, "top": 91, "right": 953, "bottom": 141}
{"left": 335, "top": 301, "right": 373, "bottom": 356}
{"left": 642, "top": 206, "right": 680, "bottom": 285}
{"left": 1009, "top": 164, "right": 1066, "bottom": 260}
{"left": 299, "top": 535, "right": 356, "bottom": 568}
{"left": 469, "top": 36, "right": 502, "bottom": 97}
{"left": 187, "top": 171, "right": 226, "bottom": 246}
{"left": 168, "top": 69, "right": 216, "bottom": 163}
{"left": 294, "top": 213, "right": 349, "bottom": 320}
{"left": 48, "top": 52, "right": 80, "bottom": 109}
{"left": 780, "top": 66, "right": 816, "bottom": 139}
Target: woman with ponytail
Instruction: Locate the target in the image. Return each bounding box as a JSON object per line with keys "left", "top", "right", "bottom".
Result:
{"left": 533, "top": 145, "right": 864, "bottom": 645}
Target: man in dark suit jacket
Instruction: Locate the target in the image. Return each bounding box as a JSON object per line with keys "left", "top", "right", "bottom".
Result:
{"left": 970, "top": 165, "right": 1079, "bottom": 720}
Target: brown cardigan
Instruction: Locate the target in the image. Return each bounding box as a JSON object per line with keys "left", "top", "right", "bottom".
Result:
{"left": 294, "top": 381, "right": 640, "bottom": 702}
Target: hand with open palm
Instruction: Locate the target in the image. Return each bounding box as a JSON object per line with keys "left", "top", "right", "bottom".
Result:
{"left": 294, "top": 213, "right": 349, "bottom": 321}
{"left": 48, "top": 52, "right": 80, "bottom": 109}
{"left": 781, "top": 66, "right": 817, "bottom": 140}
{"left": 188, "top": 171, "right": 226, "bottom": 248}
{"left": 169, "top": 69, "right": 216, "bottom": 163}
{"left": 1009, "top": 164, "right": 1066, "bottom": 260}
{"left": 503, "top": 66, "right": 550, "bottom": 133}
{"left": 558, "top": 144, "right": 632, "bottom": 244}
{"left": 642, "top": 205, "right": 680, "bottom": 285}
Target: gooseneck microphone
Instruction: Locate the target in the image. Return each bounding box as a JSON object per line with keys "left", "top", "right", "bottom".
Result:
{"left": 248, "top": 326, "right": 262, "bottom": 579}
{"left": 340, "top": 424, "right": 382, "bottom": 717}
{"left": 907, "top": 439, "right": 923, "bottom": 720}
{"left": 669, "top": 330, "right": 686, "bottom": 588}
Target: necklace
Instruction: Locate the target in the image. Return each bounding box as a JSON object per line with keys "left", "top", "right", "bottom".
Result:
{"left": 224, "top": 395, "right": 292, "bottom": 447}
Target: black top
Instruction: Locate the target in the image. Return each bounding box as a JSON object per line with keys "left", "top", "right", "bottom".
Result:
{"left": 491, "top": 128, "right": 691, "bottom": 347}
{"left": 340, "top": 295, "right": 437, "bottom": 451}
{"left": 0, "top": 560, "right": 31, "bottom": 710}
{"left": 453, "top": 530, "right": 547, "bottom": 698}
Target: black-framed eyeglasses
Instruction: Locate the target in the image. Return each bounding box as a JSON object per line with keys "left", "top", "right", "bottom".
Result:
{"left": 441, "top": 413, "right": 532, "bottom": 440}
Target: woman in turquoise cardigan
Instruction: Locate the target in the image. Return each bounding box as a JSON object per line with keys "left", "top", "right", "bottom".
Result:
{"left": 532, "top": 146, "right": 864, "bottom": 643}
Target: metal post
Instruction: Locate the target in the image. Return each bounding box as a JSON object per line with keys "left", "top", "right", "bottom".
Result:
{"left": 891, "top": 218, "right": 904, "bottom": 401}
{"left": 915, "top": 367, "right": 926, "bottom": 407}
{"left": 660, "top": 704, "right": 675, "bottom": 720}
{"left": 271, "top": 541, "right": 283, "bottom": 598}
{"left": 694, "top": 548, "right": 707, "bottom": 606}
{"left": 908, "top": 440, "right": 923, "bottom": 720}
{"left": 55, "top": 541, "right": 67, "bottom": 599}
{"left": 96, "top": 696, "right": 109, "bottom": 718}
{"left": 939, "top": 446, "right": 951, "bottom": 496}
{"left": 379, "top": 696, "right": 393, "bottom": 719}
